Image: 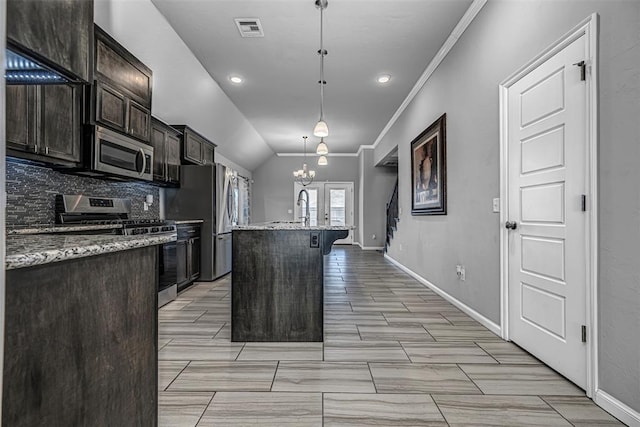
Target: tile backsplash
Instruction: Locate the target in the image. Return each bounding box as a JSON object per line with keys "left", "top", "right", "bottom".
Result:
{"left": 6, "top": 160, "right": 160, "bottom": 227}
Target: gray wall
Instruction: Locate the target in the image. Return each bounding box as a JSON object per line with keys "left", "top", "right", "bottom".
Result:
{"left": 5, "top": 160, "right": 161, "bottom": 227}
{"left": 375, "top": 0, "right": 640, "bottom": 412}
{"left": 360, "top": 149, "right": 397, "bottom": 248}
{"left": 251, "top": 155, "right": 360, "bottom": 242}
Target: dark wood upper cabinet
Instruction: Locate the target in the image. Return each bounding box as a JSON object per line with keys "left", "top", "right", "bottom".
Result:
{"left": 91, "top": 25, "right": 152, "bottom": 143}
{"left": 7, "top": 0, "right": 93, "bottom": 82}
{"left": 150, "top": 117, "right": 182, "bottom": 186}
{"left": 6, "top": 84, "right": 82, "bottom": 166}
{"left": 172, "top": 125, "right": 217, "bottom": 166}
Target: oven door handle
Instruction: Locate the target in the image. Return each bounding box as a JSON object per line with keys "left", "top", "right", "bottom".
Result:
{"left": 136, "top": 148, "right": 147, "bottom": 176}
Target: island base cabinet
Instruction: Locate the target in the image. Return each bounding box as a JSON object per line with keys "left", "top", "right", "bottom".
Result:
{"left": 232, "top": 230, "right": 324, "bottom": 342}
{"left": 3, "top": 247, "right": 158, "bottom": 427}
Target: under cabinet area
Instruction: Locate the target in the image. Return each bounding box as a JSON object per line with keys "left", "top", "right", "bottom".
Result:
{"left": 172, "top": 125, "right": 216, "bottom": 166}
{"left": 177, "top": 223, "right": 201, "bottom": 291}
{"left": 6, "top": 84, "right": 82, "bottom": 165}
{"left": 150, "top": 117, "right": 182, "bottom": 185}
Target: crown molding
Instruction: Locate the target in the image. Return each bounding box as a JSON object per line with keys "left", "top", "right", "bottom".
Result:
{"left": 370, "top": 0, "right": 487, "bottom": 150}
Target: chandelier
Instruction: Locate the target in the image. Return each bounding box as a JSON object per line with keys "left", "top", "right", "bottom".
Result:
{"left": 293, "top": 136, "right": 316, "bottom": 186}
{"left": 313, "top": 0, "right": 330, "bottom": 162}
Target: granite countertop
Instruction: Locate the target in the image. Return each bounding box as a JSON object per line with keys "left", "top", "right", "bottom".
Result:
{"left": 6, "top": 233, "right": 177, "bottom": 270}
{"left": 234, "top": 221, "right": 353, "bottom": 231}
{"left": 173, "top": 219, "right": 205, "bottom": 225}
{"left": 7, "top": 224, "right": 122, "bottom": 235}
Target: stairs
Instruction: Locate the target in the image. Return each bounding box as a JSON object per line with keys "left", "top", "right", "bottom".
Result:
{"left": 384, "top": 179, "right": 399, "bottom": 252}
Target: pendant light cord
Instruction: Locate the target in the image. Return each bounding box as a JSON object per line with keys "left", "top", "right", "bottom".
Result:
{"left": 319, "top": 6, "right": 325, "bottom": 121}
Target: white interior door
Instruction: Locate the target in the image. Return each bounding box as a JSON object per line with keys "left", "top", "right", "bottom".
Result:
{"left": 506, "top": 34, "right": 587, "bottom": 388}
{"left": 294, "top": 182, "right": 354, "bottom": 244}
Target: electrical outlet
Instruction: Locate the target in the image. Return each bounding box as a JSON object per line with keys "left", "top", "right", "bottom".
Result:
{"left": 399, "top": 207, "right": 402, "bottom": 215}
{"left": 492, "top": 198, "right": 500, "bottom": 213}
{"left": 456, "top": 265, "right": 466, "bottom": 281}
{"left": 399, "top": 243, "right": 403, "bottom": 251}
{"left": 372, "top": 234, "right": 376, "bottom": 240}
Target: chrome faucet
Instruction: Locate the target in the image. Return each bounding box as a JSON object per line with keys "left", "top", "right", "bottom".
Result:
{"left": 297, "top": 189, "right": 310, "bottom": 226}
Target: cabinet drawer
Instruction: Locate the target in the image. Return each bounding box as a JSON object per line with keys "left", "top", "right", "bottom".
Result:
{"left": 177, "top": 225, "right": 201, "bottom": 241}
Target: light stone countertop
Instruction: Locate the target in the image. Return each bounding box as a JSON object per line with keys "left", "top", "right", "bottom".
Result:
{"left": 6, "top": 233, "right": 177, "bottom": 270}
{"left": 233, "top": 221, "right": 353, "bottom": 231}
{"left": 173, "top": 219, "right": 205, "bottom": 225}
{"left": 7, "top": 224, "right": 122, "bottom": 235}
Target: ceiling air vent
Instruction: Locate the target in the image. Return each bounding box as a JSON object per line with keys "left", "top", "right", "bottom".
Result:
{"left": 234, "top": 18, "right": 264, "bottom": 38}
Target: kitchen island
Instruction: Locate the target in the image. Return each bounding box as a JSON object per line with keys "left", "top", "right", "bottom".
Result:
{"left": 4, "top": 232, "right": 175, "bottom": 427}
{"left": 231, "top": 222, "right": 349, "bottom": 342}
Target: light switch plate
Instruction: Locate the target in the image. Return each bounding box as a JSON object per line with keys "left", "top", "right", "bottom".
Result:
{"left": 492, "top": 198, "right": 500, "bottom": 213}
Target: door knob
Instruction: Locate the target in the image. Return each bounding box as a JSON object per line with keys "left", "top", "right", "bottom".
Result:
{"left": 505, "top": 221, "right": 518, "bottom": 230}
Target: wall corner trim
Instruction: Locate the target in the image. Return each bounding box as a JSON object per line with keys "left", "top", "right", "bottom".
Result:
{"left": 370, "top": 0, "right": 487, "bottom": 151}
{"left": 594, "top": 390, "right": 640, "bottom": 427}
{"left": 384, "top": 253, "right": 501, "bottom": 336}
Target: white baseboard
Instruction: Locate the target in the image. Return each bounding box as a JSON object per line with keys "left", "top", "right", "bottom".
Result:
{"left": 384, "top": 253, "right": 502, "bottom": 336}
{"left": 594, "top": 390, "right": 640, "bottom": 426}
{"left": 354, "top": 242, "right": 384, "bottom": 251}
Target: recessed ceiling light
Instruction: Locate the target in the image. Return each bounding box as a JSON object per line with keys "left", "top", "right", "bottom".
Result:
{"left": 229, "top": 75, "right": 243, "bottom": 84}
{"left": 377, "top": 74, "right": 391, "bottom": 84}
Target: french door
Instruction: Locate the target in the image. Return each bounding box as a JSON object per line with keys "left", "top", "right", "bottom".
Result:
{"left": 294, "top": 182, "right": 353, "bottom": 244}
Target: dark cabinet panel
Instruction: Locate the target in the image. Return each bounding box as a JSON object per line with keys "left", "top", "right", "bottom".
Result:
{"left": 96, "top": 82, "right": 127, "bottom": 133}
{"left": 128, "top": 101, "right": 150, "bottom": 142}
{"left": 190, "top": 238, "right": 201, "bottom": 280}
{"left": 94, "top": 26, "right": 152, "bottom": 108}
{"left": 184, "top": 132, "right": 203, "bottom": 164}
{"left": 176, "top": 224, "right": 201, "bottom": 292}
{"left": 150, "top": 117, "right": 182, "bottom": 186}
{"left": 165, "top": 134, "right": 181, "bottom": 184}
{"left": 172, "top": 125, "right": 216, "bottom": 166}
{"left": 6, "top": 84, "right": 82, "bottom": 166}
{"left": 202, "top": 143, "right": 215, "bottom": 165}
{"left": 40, "top": 84, "right": 82, "bottom": 163}
{"left": 176, "top": 241, "right": 188, "bottom": 286}
{"left": 151, "top": 126, "right": 166, "bottom": 182}
{"left": 7, "top": 0, "right": 93, "bottom": 82}
{"left": 6, "top": 85, "right": 36, "bottom": 152}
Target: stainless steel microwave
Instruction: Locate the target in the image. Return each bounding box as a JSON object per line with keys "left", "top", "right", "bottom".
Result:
{"left": 88, "top": 126, "right": 153, "bottom": 181}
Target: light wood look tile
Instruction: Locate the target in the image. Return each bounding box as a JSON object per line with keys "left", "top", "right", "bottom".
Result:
{"left": 158, "top": 391, "right": 213, "bottom": 427}
{"left": 459, "top": 364, "right": 584, "bottom": 395}
{"left": 159, "top": 360, "right": 189, "bottom": 391}
{"left": 168, "top": 361, "right": 278, "bottom": 392}
{"left": 324, "top": 341, "right": 410, "bottom": 362}
{"left": 155, "top": 246, "right": 613, "bottom": 426}
{"left": 476, "top": 341, "right": 542, "bottom": 364}
{"left": 369, "top": 363, "right": 481, "bottom": 394}
{"left": 433, "top": 394, "right": 572, "bottom": 426}
{"left": 401, "top": 342, "right": 498, "bottom": 364}
{"left": 237, "top": 342, "right": 323, "bottom": 361}
{"left": 199, "top": 392, "right": 322, "bottom": 426}
{"left": 541, "top": 396, "right": 625, "bottom": 426}
{"left": 324, "top": 393, "right": 446, "bottom": 426}
{"left": 272, "top": 362, "right": 376, "bottom": 393}
{"left": 357, "top": 325, "right": 434, "bottom": 342}
{"left": 158, "top": 339, "right": 244, "bottom": 361}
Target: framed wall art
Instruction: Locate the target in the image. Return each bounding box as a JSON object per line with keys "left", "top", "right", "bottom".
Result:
{"left": 410, "top": 113, "right": 447, "bottom": 215}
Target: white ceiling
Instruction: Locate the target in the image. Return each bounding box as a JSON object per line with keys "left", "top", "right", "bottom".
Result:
{"left": 151, "top": 0, "right": 473, "bottom": 155}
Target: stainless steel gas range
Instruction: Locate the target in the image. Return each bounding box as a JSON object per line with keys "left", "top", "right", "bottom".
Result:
{"left": 56, "top": 194, "right": 178, "bottom": 307}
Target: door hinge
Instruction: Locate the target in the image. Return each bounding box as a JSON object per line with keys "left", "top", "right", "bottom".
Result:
{"left": 574, "top": 60, "right": 586, "bottom": 81}
{"left": 581, "top": 194, "right": 587, "bottom": 212}
{"left": 581, "top": 325, "right": 587, "bottom": 342}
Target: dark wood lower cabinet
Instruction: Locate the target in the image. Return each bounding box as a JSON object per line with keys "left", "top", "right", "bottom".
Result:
{"left": 176, "top": 224, "right": 201, "bottom": 292}
{"left": 4, "top": 247, "right": 158, "bottom": 427}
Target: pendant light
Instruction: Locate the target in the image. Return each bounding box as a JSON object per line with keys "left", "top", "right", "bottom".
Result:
{"left": 316, "top": 137, "right": 328, "bottom": 155}
{"left": 313, "top": 0, "right": 329, "bottom": 139}
{"left": 293, "top": 136, "right": 316, "bottom": 186}
{"left": 317, "top": 155, "right": 328, "bottom": 166}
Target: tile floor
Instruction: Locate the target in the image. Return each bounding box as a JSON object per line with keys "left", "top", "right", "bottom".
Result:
{"left": 158, "top": 246, "right": 624, "bottom": 426}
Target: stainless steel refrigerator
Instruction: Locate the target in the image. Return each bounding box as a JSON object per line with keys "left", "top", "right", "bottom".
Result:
{"left": 165, "top": 164, "right": 237, "bottom": 280}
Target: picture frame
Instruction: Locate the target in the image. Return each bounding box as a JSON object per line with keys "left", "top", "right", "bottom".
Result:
{"left": 410, "top": 113, "right": 447, "bottom": 215}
